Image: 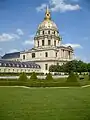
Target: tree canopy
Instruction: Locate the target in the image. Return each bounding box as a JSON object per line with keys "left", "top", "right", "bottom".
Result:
{"left": 49, "top": 60, "right": 89, "bottom": 74}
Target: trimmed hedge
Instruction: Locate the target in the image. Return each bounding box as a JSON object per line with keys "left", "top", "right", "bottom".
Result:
{"left": 66, "top": 71, "right": 79, "bottom": 82}
{"left": 0, "top": 72, "right": 44, "bottom": 76}
{"left": 18, "top": 72, "right": 28, "bottom": 81}
{"left": 45, "top": 73, "right": 53, "bottom": 81}
{"left": 30, "top": 72, "right": 38, "bottom": 81}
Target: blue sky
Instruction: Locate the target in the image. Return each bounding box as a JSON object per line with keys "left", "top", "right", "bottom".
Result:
{"left": 0, "top": 0, "right": 90, "bottom": 62}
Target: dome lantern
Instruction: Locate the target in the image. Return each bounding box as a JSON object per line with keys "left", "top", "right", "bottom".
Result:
{"left": 37, "top": 6, "right": 58, "bottom": 31}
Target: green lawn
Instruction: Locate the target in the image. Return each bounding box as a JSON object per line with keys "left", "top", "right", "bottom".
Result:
{"left": 0, "top": 87, "right": 90, "bottom": 120}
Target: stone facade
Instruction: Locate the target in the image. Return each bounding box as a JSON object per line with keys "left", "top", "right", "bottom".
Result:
{"left": 20, "top": 7, "right": 74, "bottom": 73}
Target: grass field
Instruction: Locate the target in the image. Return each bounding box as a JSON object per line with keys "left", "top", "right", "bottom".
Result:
{"left": 0, "top": 87, "right": 90, "bottom": 120}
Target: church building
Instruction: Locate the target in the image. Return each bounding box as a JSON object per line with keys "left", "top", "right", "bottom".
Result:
{"left": 1, "top": 7, "right": 74, "bottom": 74}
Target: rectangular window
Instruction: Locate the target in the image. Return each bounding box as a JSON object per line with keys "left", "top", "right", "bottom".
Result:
{"left": 45, "top": 52, "right": 48, "bottom": 57}
{"left": 48, "top": 31, "right": 50, "bottom": 34}
{"left": 56, "top": 52, "right": 57, "bottom": 57}
{"left": 43, "top": 31, "right": 44, "bottom": 34}
{"left": 32, "top": 53, "right": 35, "bottom": 58}
{"left": 45, "top": 64, "right": 48, "bottom": 70}
{"left": 54, "top": 41, "right": 56, "bottom": 46}
{"left": 48, "top": 40, "right": 51, "bottom": 46}
{"left": 42, "top": 40, "right": 44, "bottom": 46}
{"left": 69, "top": 51, "right": 70, "bottom": 59}
{"left": 23, "top": 55, "right": 25, "bottom": 60}
{"left": 38, "top": 41, "right": 39, "bottom": 47}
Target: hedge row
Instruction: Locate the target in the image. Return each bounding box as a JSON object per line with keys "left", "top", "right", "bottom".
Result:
{"left": 0, "top": 72, "right": 44, "bottom": 76}
{"left": 0, "top": 72, "right": 89, "bottom": 87}
{"left": 0, "top": 81, "right": 81, "bottom": 87}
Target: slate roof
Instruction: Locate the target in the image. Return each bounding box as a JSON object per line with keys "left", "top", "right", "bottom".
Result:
{"left": 0, "top": 60, "right": 41, "bottom": 69}
{"left": 2, "top": 52, "right": 20, "bottom": 59}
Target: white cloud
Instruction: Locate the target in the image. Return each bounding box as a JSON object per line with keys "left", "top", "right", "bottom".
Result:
{"left": 16, "top": 29, "right": 24, "bottom": 36}
{"left": 0, "top": 33, "right": 20, "bottom": 42}
{"left": 23, "top": 34, "right": 34, "bottom": 45}
{"left": 36, "top": 0, "right": 81, "bottom": 12}
{"left": 8, "top": 49, "right": 19, "bottom": 53}
{"left": 23, "top": 40, "right": 34, "bottom": 45}
{"left": 63, "top": 43, "right": 82, "bottom": 49}
{"left": 36, "top": 3, "right": 47, "bottom": 12}
{"left": 71, "top": 0, "right": 79, "bottom": 2}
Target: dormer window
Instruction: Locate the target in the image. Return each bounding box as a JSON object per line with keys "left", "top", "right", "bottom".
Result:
{"left": 4, "top": 63, "right": 6, "bottom": 67}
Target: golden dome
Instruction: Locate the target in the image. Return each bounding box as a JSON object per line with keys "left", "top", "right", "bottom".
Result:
{"left": 38, "top": 6, "right": 58, "bottom": 31}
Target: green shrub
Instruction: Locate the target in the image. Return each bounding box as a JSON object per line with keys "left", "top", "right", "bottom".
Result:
{"left": 66, "top": 71, "right": 79, "bottom": 82}
{"left": 30, "top": 72, "right": 37, "bottom": 81}
{"left": 18, "top": 72, "right": 28, "bottom": 81}
{"left": 45, "top": 73, "right": 53, "bottom": 81}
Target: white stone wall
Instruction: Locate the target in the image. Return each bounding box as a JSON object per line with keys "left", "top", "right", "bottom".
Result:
{"left": 35, "top": 61, "right": 57, "bottom": 74}
{"left": 20, "top": 49, "right": 57, "bottom": 62}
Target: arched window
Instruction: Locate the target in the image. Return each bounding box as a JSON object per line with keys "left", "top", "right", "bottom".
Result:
{"left": 48, "top": 40, "right": 51, "bottom": 45}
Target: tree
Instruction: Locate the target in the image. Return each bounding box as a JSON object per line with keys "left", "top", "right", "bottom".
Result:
{"left": 62, "top": 61, "right": 76, "bottom": 73}
{"left": 49, "top": 60, "right": 88, "bottom": 74}
{"left": 49, "top": 64, "right": 62, "bottom": 72}
{"left": 49, "top": 65, "right": 56, "bottom": 72}
{"left": 87, "top": 63, "right": 90, "bottom": 80}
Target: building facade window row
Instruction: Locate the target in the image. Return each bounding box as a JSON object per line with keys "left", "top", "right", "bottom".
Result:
{"left": 0, "top": 68, "right": 40, "bottom": 73}
{"left": 37, "top": 30, "right": 58, "bottom": 36}
{"left": 37, "top": 40, "right": 56, "bottom": 47}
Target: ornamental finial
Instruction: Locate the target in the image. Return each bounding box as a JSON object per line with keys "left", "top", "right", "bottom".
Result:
{"left": 44, "top": 5, "right": 51, "bottom": 20}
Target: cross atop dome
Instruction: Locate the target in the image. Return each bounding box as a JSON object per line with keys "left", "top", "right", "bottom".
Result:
{"left": 44, "top": 5, "right": 51, "bottom": 20}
